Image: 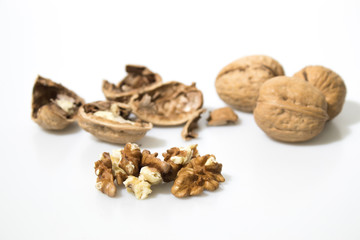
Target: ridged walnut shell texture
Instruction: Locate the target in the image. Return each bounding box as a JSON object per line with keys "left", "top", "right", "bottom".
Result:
{"left": 293, "top": 65, "right": 346, "bottom": 120}
{"left": 216, "top": 55, "right": 285, "bottom": 112}
{"left": 254, "top": 76, "right": 329, "bottom": 142}
{"left": 31, "top": 75, "right": 84, "bottom": 130}
{"left": 129, "top": 81, "right": 203, "bottom": 126}
{"left": 77, "top": 101, "right": 152, "bottom": 144}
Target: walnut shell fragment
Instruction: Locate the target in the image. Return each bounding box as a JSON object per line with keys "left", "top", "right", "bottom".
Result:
{"left": 293, "top": 65, "right": 346, "bottom": 120}
{"left": 102, "top": 65, "right": 162, "bottom": 103}
{"left": 181, "top": 109, "right": 206, "bottom": 140}
{"left": 129, "top": 81, "right": 203, "bottom": 126}
{"left": 254, "top": 76, "right": 329, "bottom": 142}
{"left": 31, "top": 75, "right": 84, "bottom": 130}
{"left": 77, "top": 101, "right": 152, "bottom": 144}
{"left": 171, "top": 155, "right": 225, "bottom": 198}
{"left": 207, "top": 107, "right": 238, "bottom": 126}
{"left": 216, "top": 55, "right": 285, "bottom": 112}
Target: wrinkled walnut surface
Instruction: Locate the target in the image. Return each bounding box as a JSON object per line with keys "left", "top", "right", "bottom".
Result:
{"left": 94, "top": 152, "right": 117, "bottom": 197}
{"left": 215, "top": 55, "right": 285, "bottom": 112}
{"left": 31, "top": 75, "right": 84, "bottom": 130}
{"left": 129, "top": 81, "right": 203, "bottom": 126}
{"left": 171, "top": 155, "right": 225, "bottom": 198}
{"left": 254, "top": 76, "right": 329, "bottom": 142}
{"left": 293, "top": 65, "right": 346, "bottom": 120}
{"left": 102, "top": 65, "right": 162, "bottom": 103}
{"left": 181, "top": 109, "right": 206, "bottom": 140}
{"left": 207, "top": 107, "right": 238, "bottom": 126}
{"left": 77, "top": 101, "right": 152, "bottom": 144}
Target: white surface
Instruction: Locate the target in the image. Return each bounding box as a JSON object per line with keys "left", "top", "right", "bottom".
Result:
{"left": 1, "top": 0, "right": 360, "bottom": 239}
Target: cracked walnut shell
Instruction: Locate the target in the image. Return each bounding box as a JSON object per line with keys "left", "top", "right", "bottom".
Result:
{"left": 171, "top": 155, "right": 225, "bottom": 198}
{"left": 254, "top": 76, "right": 329, "bottom": 142}
{"left": 77, "top": 101, "right": 152, "bottom": 144}
{"left": 207, "top": 107, "right": 238, "bottom": 126}
{"left": 31, "top": 75, "right": 84, "bottom": 130}
{"left": 293, "top": 65, "right": 346, "bottom": 120}
{"left": 102, "top": 65, "right": 162, "bottom": 103}
{"left": 129, "top": 81, "right": 203, "bottom": 126}
{"left": 215, "top": 55, "right": 285, "bottom": 112}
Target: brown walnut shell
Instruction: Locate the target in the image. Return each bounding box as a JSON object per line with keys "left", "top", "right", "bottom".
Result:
{"left": 102, "top": 65, "right": 162, "bottom": 103}
{"left": 77, "top": 101, "right": 152, "bottom": 144}
{"left": 215, "top": 55, "right": 285, "bottom": 112}
{"left": 293, "top": 65, "right": 346, "bottom": 120}
{"left": 31, "top": 75, "right": 85, "bottom": 130}
{"left": 129, "top": 81, "right": 203, "bottom": 126}
{"left": 254, "top": 76, "right": 329, "bottom": 142}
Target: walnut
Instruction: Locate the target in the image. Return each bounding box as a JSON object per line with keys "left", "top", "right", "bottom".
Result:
{"left": 293, "top": 65, "right": 346, "bottom": 120}
{"left": 215, "top": 55, "right": 285, "bottom": 112}
{"left": 162, "top": 144, "right": 199, "bottom": 182}
{"left": 141, "top": 150, "right": 171, "bottom": 175}
{"left": 181, "top": 109, "right": 206, "bottom": 140}
{"left": 94, "top": 152, "right": 117, "bottom": 197}
{"left": 171, "top": 155, "right": 225, "bottom": 198}
{"left": 102, "top": 65, "right": 162, "bottom": 103}
{"left": 31, "top": 75, "right": 84, "bottom": 130}
{"left": 207, "top": 107, "right": 238, "bottom": 126}
{"left": 254, "top": 76, "right": 329, "bottom": 142}
{"left": 123, "top": 176, "right": 152, "bottom": 200}
{"left": 129, "top": 81, "right": 203, "bottom": 126}
{"left": 77, "top": 101, "right": 152, "bottom": 144}
{"left": 110, "top": 143, "right": 142, "bottom": 182}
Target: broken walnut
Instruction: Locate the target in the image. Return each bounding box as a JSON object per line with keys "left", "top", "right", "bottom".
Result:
{"left": 181, "top": 108, "right": 206, "bottom": 140}
{"left": 102, "top": 65, "right": 162, "bottom": 103}
{"left": 207, "top": 107, "right": 238, "bottom": 126}
{"left": 129, "top": 81, "right": 203, "bottom": 126}
{"left": 77, "top": 101, "right": 152, "bottom": 144}
{"left": 171, "top": 155, "right": 225, "bottom": 198}
{"left": 31, "top": 75, "right": 84, "bottom": 130}
{"left": 94, "top": 152, "right": 117, "bottom": 197}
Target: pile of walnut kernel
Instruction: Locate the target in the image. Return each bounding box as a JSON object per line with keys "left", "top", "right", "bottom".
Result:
{"left": 94, "top": 143, "right": 225, "bottom": 199}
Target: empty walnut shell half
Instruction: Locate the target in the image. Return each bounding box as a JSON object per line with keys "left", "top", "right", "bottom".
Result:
{"left": 31, "top": 75, "right": 85, "bottom": 130}
{"left": 254, "top": 76, "right": 329, "bottom": 142}
{"left": 216, "top": 55, "right": 285, "bottom": 112}
{"left": 102, "top": 65, "right": 162, "bottom": 103}
{"left": 129, "top": 81, "right": 203, "bottom": 126}
{"left": 293, "top": 65, "right": 346, "bottom": 120}
{"left": 77, "top": 101, "right": 152, "bottom": 144}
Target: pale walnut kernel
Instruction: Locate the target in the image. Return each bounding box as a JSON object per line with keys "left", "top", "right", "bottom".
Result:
{"left": 171, "top": 155, "right": 225, "bottom": 198}
{"left": 124, "top": 176, "right": 152, "bottom": 200}
{"left": 139, "top": 166, "right": 163, "bottom": 185}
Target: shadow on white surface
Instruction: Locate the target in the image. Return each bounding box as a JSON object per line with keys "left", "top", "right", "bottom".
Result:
{"left": 290, "top": 100, "right": 360, "bottom": 146}
{"left": 137, "top": 135, "right": 167, "bottom": 148}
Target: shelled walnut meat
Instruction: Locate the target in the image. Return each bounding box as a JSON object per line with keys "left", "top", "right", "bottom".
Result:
{"left": 254, "top": 76, "right": 329, "bottom": 142}
{"left": 102, "top": 65, "right": 162, "bottom": 103}
{"left": 31, "top": 75, "right": 84, "bottom": 130}
{"left": 77, "top": 101, "right": 152, "bottom": 144}
{"left": 216, "top": 55, "right": 285, "bottom": 112}
{"left": 171, "top": 155, "right": 225, "bottom": 198}
{"left": 293, "top": 65, "right": 346, "bottom": 120}
{"left": 129, "top": 81, "right": 204, "bottom": 126}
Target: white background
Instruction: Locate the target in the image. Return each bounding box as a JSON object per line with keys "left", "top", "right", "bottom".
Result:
{"left": 1, "top": 0, "right": 360, "bottom": 239}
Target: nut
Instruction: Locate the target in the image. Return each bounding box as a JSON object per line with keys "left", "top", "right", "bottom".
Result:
{"left": 102, "top": 65, "right": 162, "bottom": 103}
{"left": 181, "top": 109, "right": 206, "bottom": 140}
{"left": 94, "top": 152, "right": 117, "bottom": 197}
{"left": 207, "top": 107, "right": 238, "bottom": 126}
{"left": 162, "top": 144, "right": 199, "bottom": 182}
{"left": 129, "top": 81, "right": 203, "bottom": 126}
{"left": 254, "top": 76, "right": 329, "bottom": 142}
{"left": 141, "top": 150, "right": 171, "bottom": 175}
{"left": 139, "top": 166, "right": 163, "bottom": 185}
{"left": 123, "top": 176, "right": 152, "bottom": 200}
{"left": 215, "top": 55, "right": 285, "bottom": 112}
{"left": 110, "top": 143, "right": 142, "bottom": 180}
{"left": 171, "top": 155, "right": 225, "bottom": 198}
{"left": 31, "top": 75, "right": 84, "bottom": 130}
{"left": 77, "top": 101, "right": 152, "bottom": 144}
{"left": 293, "top": 65, "right": 346, "bottom": 120}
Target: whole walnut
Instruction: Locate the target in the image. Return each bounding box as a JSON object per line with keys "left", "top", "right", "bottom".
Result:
{"left": 254, "top": 76, "right": 329, "bottom": 142}
{"left": 293, "top": 65, "right": 346, "bottom": 120}
{"left": 215, "top": 55, "right": 285, "bottom": 112}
